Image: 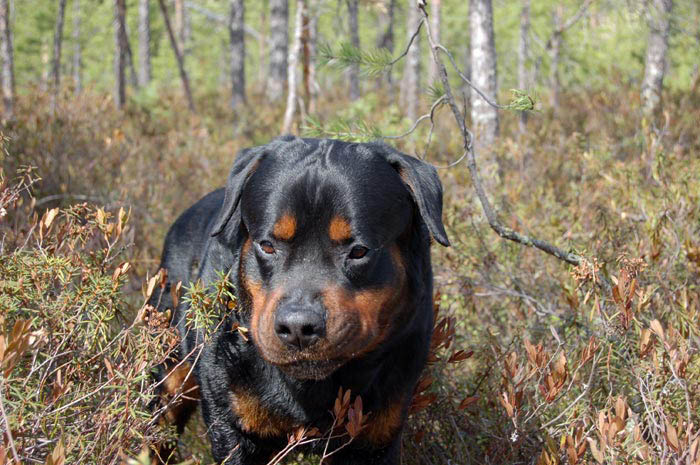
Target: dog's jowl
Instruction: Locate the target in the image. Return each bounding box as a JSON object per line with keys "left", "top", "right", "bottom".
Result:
{"left": 149, "top": 136, "right": 449, "bottom": 465}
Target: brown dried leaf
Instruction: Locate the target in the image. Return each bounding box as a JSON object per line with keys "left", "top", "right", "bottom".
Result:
{"left": 447, "top": 349, "right": 473, "bottom": 363}
{"left": 586, "top": 438, "right": 604, "bottom": 464}
{"left": 650, "top": 319, "right": 664, "bottom": 341}
{"left": 615, "top": 396, "right": 626, "bottom": 421}
{"left": 458, "top": 396, "right": 478, "bottom": 410}
{"left": 665, "top": 418, "right": 679, "bottom": 452}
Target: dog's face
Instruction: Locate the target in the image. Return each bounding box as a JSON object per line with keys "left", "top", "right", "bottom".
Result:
{"left": 211, "top": 138, "right": 448, "bottom": 380}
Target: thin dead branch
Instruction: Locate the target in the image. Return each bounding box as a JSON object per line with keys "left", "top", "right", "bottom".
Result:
{"left": 417, "top": 4, "right": 585, "bottom": 267}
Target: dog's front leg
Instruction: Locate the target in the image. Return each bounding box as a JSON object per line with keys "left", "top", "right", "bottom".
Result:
{"left": 325, "top": 439, "right": 401, "bottom": 465}
{"left": 199, "top": 367, "right": 277, "bottom": 465}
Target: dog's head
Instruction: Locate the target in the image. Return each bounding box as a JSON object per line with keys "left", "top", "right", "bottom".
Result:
{"left": 211, "top": 137, "right": 449, "bottom": 380}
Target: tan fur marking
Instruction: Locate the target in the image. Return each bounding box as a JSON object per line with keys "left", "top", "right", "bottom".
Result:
{"left": 162, "top": 362, "right": 200, "bottom": 422}
{"left": 329, "top": 216, "right": 352, "bottom": 242}
{"left": 362, "top": 398, "right": 405, "bottom": 445}
{"left": 273, "top": 213, "right": 297, "bottom": 240}
{"left": 230, "top": 388, "right": 296, "bottom": 437}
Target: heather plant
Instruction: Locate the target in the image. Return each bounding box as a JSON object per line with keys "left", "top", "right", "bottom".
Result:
{"left": 0, "top": 159, "right": 180, "bottom": 463}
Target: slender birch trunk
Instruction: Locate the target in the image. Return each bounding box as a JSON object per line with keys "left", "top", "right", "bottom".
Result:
{"left": 376, "top": 0, "right": 395, "bottom": 91}
{"left": 51, "top": 0, "right": 68, "bottom": 112}
{"left": 347, "top": 0, "right": 360, "bottom": 100}
{"left": 73, "top": 0, "right": 82, "bottom": 93}
{"left": 138, "top": 0, "right": 151, "bottom": 86}
{"left": 401, "top": 0, "right": 421, "bottom": 122}
{"left": 174, "top": 0, "right": 190, "bottom": 56}
{"left": 258, "top": 0, "right": 268, "bottom": 85}
{"left": 266, "top": 0, "right": 288, "bottom": 102}
{"left": 0, "top": 0, "right": 14, "bottom": 120}
{"left": 518, "top": 0, "right": 530, "bottom": 131}
{"left": 308, "top": 0, "right": 320, "bottom": 113}
{"left": 469, "top": 0, "right": 499, "bottom": 149}
{"left": 429, "top": 0, "right": 441, "bottom": 84}
{"left": 114, "top": 0, "right": 127, "bottom": 108}
{"left": 301, "top": 0, "right": 311, "bottom": 112}
{"left": 229, "top": 0, "right": 246, "bottom": 108}
{"left": 549, "top": 7, "right": 563, "bottom": 112}
{"left": 282, "top": 2, "right": 302, "bottom": 133}
{"left": 642, "top": 0, "right": 673, "bottom": 117}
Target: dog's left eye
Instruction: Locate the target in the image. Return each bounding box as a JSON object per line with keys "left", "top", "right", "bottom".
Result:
{"left": 348, "top": 245, "right": 369, "bottom": 259}
{"left": 259, "top": 240, "right": 276, "bottom": 255}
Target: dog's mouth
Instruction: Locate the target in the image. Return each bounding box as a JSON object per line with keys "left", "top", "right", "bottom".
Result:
{"left": 273, "top": 358, "right": 346, "bottom": 381}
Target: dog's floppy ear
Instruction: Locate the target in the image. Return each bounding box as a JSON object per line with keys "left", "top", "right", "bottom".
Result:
{"left": 377, "top": 144, "right": 450, "bottom": 247}
{"left": 210, "top": 146, "right": 265, "bottom": 238}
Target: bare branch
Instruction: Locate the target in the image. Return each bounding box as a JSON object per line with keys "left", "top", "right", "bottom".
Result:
{"left": 157, "top": 0, "right": 195, "bottom": 112}
{"left": 184, "top": 1, "right": 261, "bottom": 41}
{"left": 388, "top": 18, "right": 424, "bottom": 68}
{"left": 418, "top": 4, "right": 585, "bottom": 267}
{"left": 383, "top": 95, "right": 445, "bottom": 140}
{"left": 559, "top": 0, "right": 594, "bottom": 34}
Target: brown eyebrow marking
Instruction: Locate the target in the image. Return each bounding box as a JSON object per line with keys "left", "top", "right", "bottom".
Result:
{"left": 329, "top": 216, "right": 352, "bottom": 242}
{"left": 273, "top": 213, "right": 297, "bottom": 240}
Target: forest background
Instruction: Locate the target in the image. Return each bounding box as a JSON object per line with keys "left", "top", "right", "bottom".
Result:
{"left": 1, "top": 0, "right": 700, "bottom": 464}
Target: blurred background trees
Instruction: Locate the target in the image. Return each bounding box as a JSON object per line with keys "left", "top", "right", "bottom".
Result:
{"left": 1, "top": 0, "right": 696, "bottom": 126}
{"left": 2, "top": 2, "right": 700, "bottom": 464}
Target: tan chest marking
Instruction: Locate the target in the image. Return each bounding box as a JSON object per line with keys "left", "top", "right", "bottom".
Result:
{"left": 230, "top": 388, "right": 296, "bottom": 438}
{"left": 362, "top": 397, "right": 405, "bottom": 445}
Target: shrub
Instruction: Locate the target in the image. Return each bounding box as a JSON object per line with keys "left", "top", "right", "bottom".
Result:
{"left": 0, "top": 157, "right": 179, "bottom": 463}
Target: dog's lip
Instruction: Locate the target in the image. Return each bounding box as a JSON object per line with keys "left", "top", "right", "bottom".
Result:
{"left": 273, "top": 358, "right": 346, "bottom": 380}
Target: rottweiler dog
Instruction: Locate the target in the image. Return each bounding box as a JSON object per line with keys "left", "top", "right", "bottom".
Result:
{"left": 149, "top": 136, "right": 449, "bottom": 464}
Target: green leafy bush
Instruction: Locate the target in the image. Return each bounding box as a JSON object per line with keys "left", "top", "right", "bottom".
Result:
{"left": 0, "top": 161, "right": 180, "bottom": 463}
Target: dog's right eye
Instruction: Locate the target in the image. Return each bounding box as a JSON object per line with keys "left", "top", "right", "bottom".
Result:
{"left": 259, "top": 240, "right": 276, "bottom": 255}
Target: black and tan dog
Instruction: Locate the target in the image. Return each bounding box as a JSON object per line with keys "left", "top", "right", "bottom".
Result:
{"left": 149, "top": 136, "right": 449, "bottom": 464}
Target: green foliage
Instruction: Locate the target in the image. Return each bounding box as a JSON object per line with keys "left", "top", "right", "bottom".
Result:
{"left": 0, "top": 188, "right": 176, "bottom": 462}
{"left": 302, "top": 115, "right": 382, "bottom": 142}
{"left": 317, "top": 41, "right": 395, "bottom": 77}
{"left": 11, "top": 0, "right": 700, "bottom": 96}
{"left": 182, "top": 270, "right": 237, "bottom": 338}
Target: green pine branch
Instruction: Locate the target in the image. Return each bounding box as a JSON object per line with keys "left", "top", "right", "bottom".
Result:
{"left": 302, "top": 116, "right": 383, "bottom": 142}
{"left": 317, "top": 42, "right": 395, "bottom": 77}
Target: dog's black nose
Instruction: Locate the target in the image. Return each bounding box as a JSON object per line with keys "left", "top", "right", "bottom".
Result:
{"left": 274, "top": 306, "right": 325, "bottom": 350}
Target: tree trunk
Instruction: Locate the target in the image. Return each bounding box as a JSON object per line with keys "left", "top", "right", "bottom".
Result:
{"left": 157, "top": 0, "right": 195, "bottom": 111}
{"left": 428, "top": 0, "right": 441, "bottom": 84}
{"left": 461, "top": 37, "right": 471, "bottom": 113}
{"left": 377, "top": 0, "right": 395, "bottom": 87}
{"left": 282, "top": 1, "right": 302, "bottom": 133}
{"left": 301, "top": 0, "right": 311, "bottom": 112}
{"left": 51, "top": 0, "right": 68, "bottom": 112}
{"left": 174, "top": 0, "right": 190, "bottom": 56}
{"left": 642, "top": 0, "right": 673, "bottom": 118}
{"left": 258, "top": 0, "right": 268, "bottom": 85}
{"left": 73, "top": 0, "right": 82, "bottom": 93}
{"left": 114, "top": 0, "right": 127, "bottom": 108}
{"left": 266, "top": 0, "right": 288, "bottom": 102}
{"left": 347, "top": 0, "right": 360, "bottom": 100}
{"left": 229, "top": 0, "right": 246, "bottom": 108}
{"left": 518, "top": 0, "right": 530, "bottom": 131}
{"left": 469, "top": 0, "right": 499, "bottom": 149}
{"left": 0, "top": 0, "right": 14, "bottom": 120}
{"left": 401, "top": 0, "right": 421, "bottom": 122}
{"left": 549, "top": 7, "right": 563, "bottom": 113}
{"left": 138, "top": 0, "right": 151, "bottom": 86}
{"left": 308, "top": 0, "right": 320, "bottom": 113}
{"left": 125, "top": 27, "right": 139, "bottom": 88}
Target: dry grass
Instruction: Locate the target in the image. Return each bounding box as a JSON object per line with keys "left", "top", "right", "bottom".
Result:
{"left": 1, "top": 82, "right": 699, "bottom": 464}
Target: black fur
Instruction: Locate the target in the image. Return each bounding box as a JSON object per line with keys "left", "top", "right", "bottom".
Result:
{"left": 149, "top": 136, "right": 448, "bottom": 464}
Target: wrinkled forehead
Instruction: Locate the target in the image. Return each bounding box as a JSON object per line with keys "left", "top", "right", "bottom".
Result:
{"left": 240, "top": 141, "right": 413, "bottom": 247}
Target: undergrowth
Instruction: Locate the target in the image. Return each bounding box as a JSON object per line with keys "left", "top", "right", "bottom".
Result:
{"left": 1, "top": 82, "right": 699, "bottom": 464}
